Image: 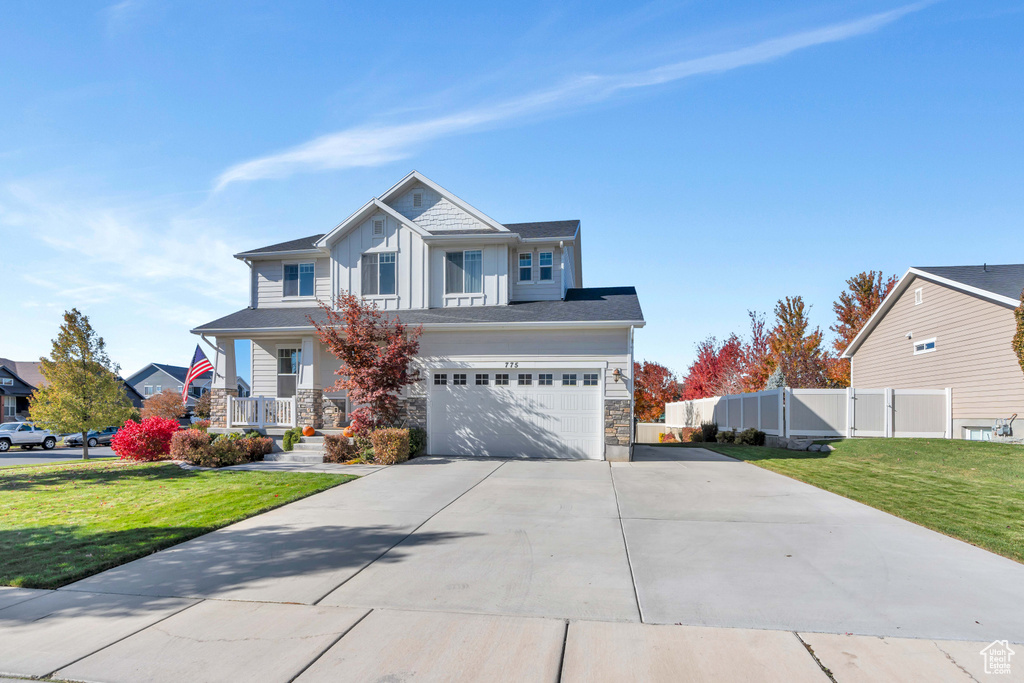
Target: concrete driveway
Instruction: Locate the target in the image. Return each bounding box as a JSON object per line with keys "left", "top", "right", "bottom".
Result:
{"left": 1, "top": 446, "right": 1022, "bottom": 682}
{"left": 0, "top": 445, "right": 114, "bottom": 467}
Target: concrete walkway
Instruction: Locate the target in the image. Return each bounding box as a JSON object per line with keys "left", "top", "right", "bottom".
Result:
{"left": 1, "top": 448, "right": 1022, "bottom": 681}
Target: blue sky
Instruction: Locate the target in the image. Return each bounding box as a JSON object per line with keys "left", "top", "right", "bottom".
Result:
{"left": 2, "top": 0, "right": 1022, "bottom": 384}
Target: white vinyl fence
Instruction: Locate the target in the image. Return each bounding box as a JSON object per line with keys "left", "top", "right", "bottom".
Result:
{"left": 228, "top": 396, "right": 297, "bottom": 429}
{"left": 636, "top": 422, "right": 669, "bottom": 443}
{"left": 666, "top": 387, "right": 952, "bottom": 439}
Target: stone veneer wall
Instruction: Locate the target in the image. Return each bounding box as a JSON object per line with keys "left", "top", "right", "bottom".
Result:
{"left": 604, "top": 399, "right": 632, "bottom": 447}
{"left": 210, "top": 388, "right": 238, "bottom": 429}
{"left": 399, "top": 396, "right": 427, "bottom": 430}
{"left": 296, "top": 388, "right": 323, "bottom": 429}
{"left": 322, "top": 398, "right": 347, "bottom": 428}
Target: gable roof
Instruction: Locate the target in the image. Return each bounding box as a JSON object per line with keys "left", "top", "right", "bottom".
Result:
{"left": 379, "top": 171, "right": 508, "bottom": 233}
{"left": 0, "top": 358, "right": 44, "bottom": 388}
{"left": 313, "top": 197, "right": 432, "bottom": 249}
{"left": 192, "top": 287, "right": 644, "bottom": 333}
{"left": 235, "top": 234, "right": 326, "bottom": 258}
{"left": 125, "top": 363, "right": 212, "bottom": 385}
{"left": 842, "top": 264, "right": 1024, "bottom": 358}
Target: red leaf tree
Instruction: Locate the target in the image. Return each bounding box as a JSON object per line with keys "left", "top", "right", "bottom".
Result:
{"left": 828, "top": 270, "right": 898, "bottom": 387}
{"left": 633, "top": 361, "right": 682, "bottom": 422}
{"left": 310, "top": 293, "right": 422, "bottom": 433}
{"left": 680, "top": 334, "right": 744, "bottom": 400}
{"left": 769, "top": 296, "right": 830, "bottom": 388}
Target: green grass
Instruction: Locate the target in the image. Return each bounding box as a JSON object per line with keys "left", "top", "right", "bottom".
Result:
{"left": 684, "top": 438, "right": 1024, "bottom": 563}
{"left": 0, "top": 460, "right": 354, "bottom": 588}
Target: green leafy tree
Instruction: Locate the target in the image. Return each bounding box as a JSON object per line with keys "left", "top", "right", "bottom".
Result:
{"left": 1014, "top": 288, "right": 1024, "bottom": 376}
{"left": 30, "top": 309, "right": 134, "bottom": 459}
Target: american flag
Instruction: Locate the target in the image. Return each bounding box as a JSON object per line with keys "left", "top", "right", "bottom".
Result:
{"left": 182, "top": 345, "right": 214, "bottom": 405}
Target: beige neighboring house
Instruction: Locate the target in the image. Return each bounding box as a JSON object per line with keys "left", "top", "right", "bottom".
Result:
{"left": 842, "top": 264, "right": 1024, "bottom": 440}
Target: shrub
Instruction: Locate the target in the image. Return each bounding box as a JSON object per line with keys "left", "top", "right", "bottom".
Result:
{"left": 111, "top": 417, "right": 180, "bottom": 461}
{"left": 354, "top": 433, "right": 374, "bottom": 460}
{"left": 678, "top": 427, "right": 697, "bottom": 442}
{"left": 658, "top": 432, "right": 678, "bottom": 443}
{"left": 170, "top": 429, "right": 211, "bottom": 462}
{"left": 237, "top": 435, "right": 273, "bottom": 462}
{"left": 700, "top": 421, "right": 718, "bottom": 443}
{"left": 408, "top": 427, "right": 427, "bottom": 457}
{"left": 737, "top": 428, "right": 766, "bottom": 446}
{"left": 207, "top": 438, "right": 244, "bottom": 467}
{"left": 282, "top": 427, "right": 303, "bottom": 451}
{"left": 323, "top": 434, "right": 358, "bottom": 463}
{"left": 688, "top": 429, "right": 704, "bottom": 443}
{"left": 716, "top": 430, "right": 736, "bottom": 444}
{"left": 191, "top": 419, "right": 211, "bottom": 432}
{"left": 370, "top": 428, "right": 410, "bottom": 465}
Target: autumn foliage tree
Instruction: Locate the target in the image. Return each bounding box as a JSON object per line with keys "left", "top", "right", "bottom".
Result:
{"left": 311, "top": 293, "right": 422, "bottom": 433}
{"left": 680, "top": 334, "right": 743, "bottom": 400}
{"left": 769, "top": 296, "right": 829, "bottom": 388}
{"left": 633, "top": 361, "right": 682, "bottom": 422}
{"left": 1013, "top": 288, "right": 1024, "bottom": 377}
{"left": 142, "top": 389, "right": 187, "bottom": 421}
{"left": 828, "top": 271, "right": 898, "bottom": 386}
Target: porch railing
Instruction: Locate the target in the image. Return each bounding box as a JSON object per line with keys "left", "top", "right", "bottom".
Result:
{"left": 227, "top": 396, "right": 297, "bottom": 429}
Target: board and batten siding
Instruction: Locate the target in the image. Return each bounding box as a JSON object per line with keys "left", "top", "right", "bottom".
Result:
{"left": 428, "top": 244, "right": 508, "bottom": 308}
{"left": 510, "top": 245, "right": 563, "bottom": 302}
{"left": 413, "top": 327, "right": 632, "bottom": 400}
{"left": 850, "top": 275, "right": 1024, "bottom": 419}
{"left": 331, "top": 213, "right": 429, "bottom": 310}
{"left": 254, "top": 257, "right": 331, "bottom": 308}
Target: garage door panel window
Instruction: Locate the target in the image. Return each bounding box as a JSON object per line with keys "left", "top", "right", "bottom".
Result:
{"left": 445, "top": 250, "right": 483, "bottom": 294}
{"left": 538, "top": 373, "right": 553, "bottom": 386}
{"left": 518, "top": 373, "right": 532, "bottom": 386}
{"left": 434, "top": 373, "right": 448, "bottom": 385}
{"left": 453, "top": 373, "right": 467, "bottom": 386}
{"left": 475, "top": 374, "right": 489, "bottom": 385}
{"left": 494, "top": 373, "right": 510, "bottom": 386}
{"left": 583, "top": 373, "right": 599, "bottom": 386}
{"left": 562, "top": 373, "right": 578, "bottom": 386}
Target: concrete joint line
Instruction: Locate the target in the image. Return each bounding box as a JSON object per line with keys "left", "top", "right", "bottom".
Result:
{"left": 933, "top": 642, "right": 982, "bottom": 683}
{"left": 285, "top": 608, "right": 373, "bottom": 683}
{"left": 41, "top": 598, "right": 203, "bottom": 679}
{"left": 555, "top": 619, "right": 569, "bottom": 683}
{"left": 609, "top": 471, "right": 643, "bottom": 623}
{"left": 310, "top": 461, "right": 508, "bottom": 606}
{"left": 793, "top": 632, "right": 837, "bottom": 683}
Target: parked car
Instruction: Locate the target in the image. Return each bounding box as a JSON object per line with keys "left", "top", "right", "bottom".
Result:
{"left": 0, "top": 422, "right": 57, "bottom": 451}
{"left": 63, "top": 426, "right": 119, "bottom": 448}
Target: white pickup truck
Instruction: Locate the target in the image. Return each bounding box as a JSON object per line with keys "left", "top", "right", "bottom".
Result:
{"left": 0, "top": 422, "right": 58, "bottom": 451}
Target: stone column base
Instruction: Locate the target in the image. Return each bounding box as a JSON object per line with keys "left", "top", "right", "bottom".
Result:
{"left": 323, "top": 398, "right": 348, "bottom": 428}
{"left": 296, "top": 388, "right": 324, "bottom": 429}
{"left": 398, "top": 396, "right": 427, "bottom": 429}
{"left": 210, "top": 388, "right": 238, "bottom": 429}
{"left": 604, "top": 399, "right": 632, "bottom": 459}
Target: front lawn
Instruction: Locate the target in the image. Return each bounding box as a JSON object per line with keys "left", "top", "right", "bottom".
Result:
{"left": 691, "top": 438, "right": 1024, "bottom": 563}
{"left": 0, "top": 461, "right": 354, "bottom": 588}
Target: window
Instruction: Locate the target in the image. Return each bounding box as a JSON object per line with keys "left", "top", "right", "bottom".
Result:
{"left": 277, "top": 348, "right": 300, "bottom": 397}
{"left": 539, "top": 252, "right": 553, "bottom": 281}
{"left": 372, "top": 217, "right": 385, "bottom": 236}
{"left": 475, "top": 374, "right": 489, "bottom": 385}
{"left": 538, "top": 373, "right": 553, "bottom": 386}
{"left": 362, "top": 253, "right": 396, "bottom": 295}
{"left": 914, "top": 288, "right": 923, "bottom": 305}
{"left": 434, "top": 373, "right": 448, "bottom": 385}
{"left": 284, "top": 262, "right": 315, "bottom": 297}
{"left": 412, "top": 191, "right": 423, "bottom": 208}
{"left": 155, "top": 385, "right": 162, "bottom": 393}
{"left": 964, "top": 427, "right": 992, "bottom": 441}
{"left": 518, "top": 373, "right": 532, "bottom": 386}
{"left": 583, "top": 373, "right": 599, "bottom": 386}
{"left": 144, "top": 385, "right": 153, "bottom": 396}
{"left": 518, "top": 253, "right": 532, "bottom": 282}
{"left": 445, "top": 250, "right": 483, "bottom": 294}
{"left": 0, "top": 378, "right": 12, "bottom": 386}
{"left": 453, "top": 373, "right": 467, "bottom": 386}
{"left": 494, "top": 373, "right": 510, "bottom": 386}
{"left": 562, "top": 373, "right": 577, "bottom": 386}
{"left": 913, "top": 338, "right": 936, "bottom": 355}
{"left": 3, "top": 396, "right": 14, "bottom": 418}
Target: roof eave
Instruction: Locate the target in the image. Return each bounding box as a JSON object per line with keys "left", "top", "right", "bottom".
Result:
{"left": 191, "top": 318, "right": 645, "bottom": 336}
{"left": 234, "top": 248, "right": 328, "bottom": 260}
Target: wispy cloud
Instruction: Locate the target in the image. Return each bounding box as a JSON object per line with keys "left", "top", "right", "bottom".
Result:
{"left": 215, "top": 3, "right": 930, "bottom": 190}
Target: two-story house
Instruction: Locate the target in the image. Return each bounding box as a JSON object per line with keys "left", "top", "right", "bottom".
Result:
{"left": 192, "top": 172, "right": 644, "bottom": 460}
{"left": 124, "top": 363, "right": 250, "bottom": 409}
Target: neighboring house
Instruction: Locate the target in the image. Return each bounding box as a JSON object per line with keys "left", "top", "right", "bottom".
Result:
{"left": 124, "top": 363, "right": 250, "bottom": 408}
{"left": 0, "top": 358, "right": 146, "bottom": 422}
{"left": 192, "top": 171, "right": 644, "bottom": 460}
{"left": 842, "top": 264, "right": 1024, "bottom": 440}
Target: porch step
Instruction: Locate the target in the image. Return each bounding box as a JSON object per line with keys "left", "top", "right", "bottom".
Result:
{"left": 265, "top": 452, "right": 324, "bottom": 464}
{"left": 292, "top": 442, "right": 325, "bottom": 452}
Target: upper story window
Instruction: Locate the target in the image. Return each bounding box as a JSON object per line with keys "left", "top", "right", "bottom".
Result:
{"left": 518, "top": 253, "right": 532, "bottom": 282}
{"left": 445, "top": 250, "right": 483, "bottom": 294}
{"left": 144, "top": 385, "right": 153, "bottom": 396}
{"left": 284, "top": 263, "right": 315, "bottom": 297}
{"left": 539, "top": 252, "right": 553, "bottom": 281}
{"left": 0, "top": 377, "right": 13, "bottom": 386}
{"left": 362, "top": 253, "right": 397, "bottom": 296}
{"left": 914, "top": 288, "right": 923, "bottom": 305}
{"left": 913, "top": 337, "right": 936, "bottom": 355}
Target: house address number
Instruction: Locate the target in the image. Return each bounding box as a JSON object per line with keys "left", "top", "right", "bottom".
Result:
{"left": 504, "top": 362, "right": 520, "bottom": 368}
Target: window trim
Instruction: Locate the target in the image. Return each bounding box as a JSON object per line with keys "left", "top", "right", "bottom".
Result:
{"left": 0, "top": 377, "right": 13, "bottom": 386}
{"left": 372, "top": 215, "right": 385, "bottom": 236}
{"left": 518, "top": 252, "right": 533, "bottom": 283}
{"left": 494, "top": 373, "right": 510, "bottom": 386}
{"left": 583, "top": 373, "right": 599, "bottom": 386}
{"left": 517, "top": 373, "right": 532, "bottom": 386}
{"left": 444, "top": 249, "right": 484, "bottom": 295}
{"left": 912, "top": 337, "right": 937, "bottom": 355}
{"left": 538, "top": 373, "right": 553, "bottom": 386}
{"left": 475, "top": 373, "right": 489, "bottom": 385}
{"left": 538, "top": 251, "right": 553, "bottom": 282}
{"left": 361, "top": 252, "right": 398, "bottom": 298}
{"left": 412, "top": 191, "right": 423, "bottom": 208}
{"left": 433, "top": 373, "right": 448, "bottom": 385}
{"left": 914, "top": 287, "right": 923, "bottom": 305}
{"left": 282, "top": 261, "right": 316, "bottom": 299}
{"left": 561, "top": 373, "right": 578, "bottom": 386}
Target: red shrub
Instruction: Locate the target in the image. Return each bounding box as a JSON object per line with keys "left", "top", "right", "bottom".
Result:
{"left": 170, "top": 429, "right": 212, "bottom": 463}
{"left": 111, "top": 417, "right": 180, "bottom": 462}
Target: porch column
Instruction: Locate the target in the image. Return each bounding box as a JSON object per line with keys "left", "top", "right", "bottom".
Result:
{"left": 209, "top": 337, "right": 237, "bottom": 429}
{"left": 296, "top": 336, "right": 323, "bottom": 429}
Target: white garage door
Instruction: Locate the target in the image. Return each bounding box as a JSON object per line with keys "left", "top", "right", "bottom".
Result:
{"left": 428, "top": 369, "right": 603, "bottom": 459}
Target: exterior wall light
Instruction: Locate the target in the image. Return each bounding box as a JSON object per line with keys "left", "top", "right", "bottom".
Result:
{"left": 612, "top": 368, "right": 622, "bottom": 382}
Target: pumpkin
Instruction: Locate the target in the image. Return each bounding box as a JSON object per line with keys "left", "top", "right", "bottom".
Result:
{"left": 342, "top": 426, "right": 355, "bottom": 438}
{"left": 302, "top": 425, "right": 315, "bottom": 437}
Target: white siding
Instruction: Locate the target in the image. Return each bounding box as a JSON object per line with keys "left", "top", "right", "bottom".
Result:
{"left": 331, "top": 213, "right": 430, "bottom": 310}
{"left": 250, "top": 340, "right": 282, "bottom": 397}
{"left": 429, "top": 244, "right": 508, "bottom": 308}
{"left": 254, "top": 257, "right": 331, "bottom": 308}
{"left": 412, "top": 327, "right": 631, "bottom": 400}
{"left": 510, "top": 245, "right": 563, "bottom": 302}
{"left": 388, "top": 183, "right": 492, "bottom": 232}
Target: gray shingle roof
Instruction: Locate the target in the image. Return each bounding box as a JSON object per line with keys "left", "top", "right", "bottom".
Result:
{"left": 502, "top": 220, "right": 580, "bottom": 239}
{"left": 192, "top": 287, "right": 643, "bottom": 332}
{"left": 150, "top": 364, "right": 212, "bottom": 384}
{"left": 915, "top": 264, "right": 1024, "bottom": 301}
{"left": 237, "top": 234, "right": 326, "bottom": 256}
